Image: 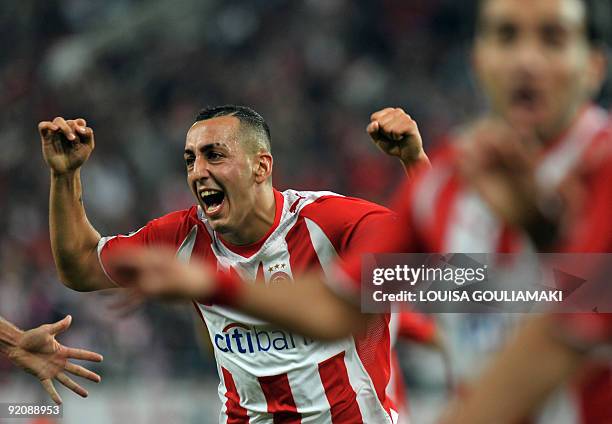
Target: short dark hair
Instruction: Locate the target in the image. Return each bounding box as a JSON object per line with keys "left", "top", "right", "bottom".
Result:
{"left": 476, "top": 0, "right": 611, "bottom": 47}
{"left": 195, "top": 105, "right": 272, "bottom": 153}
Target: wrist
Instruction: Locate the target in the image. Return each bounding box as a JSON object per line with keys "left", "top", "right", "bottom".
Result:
{"left": 0, "top": 325, "right": 23, "bottom": 356}
{"left": 205, "top": 270, "right": 243, "bottom": 306}
{"left": 51, "top": 168, "right": 79, "bottom": 179}
{"left": 401, "top": 149, "right": 428, "bottom": 166}
{"left": 401, "top": 151, "right": 430, "bottom": 176}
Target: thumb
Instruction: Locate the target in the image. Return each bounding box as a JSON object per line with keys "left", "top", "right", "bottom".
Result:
{"left": 49, "top": 315, "right": 72, "bottom": 336}
{"left": 366, "top": 121, "right": 380, "bottom": 137}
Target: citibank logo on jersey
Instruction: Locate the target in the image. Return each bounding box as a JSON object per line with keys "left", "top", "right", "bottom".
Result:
{"left": 214, "top": 323, "right": 314, "bottom": 354}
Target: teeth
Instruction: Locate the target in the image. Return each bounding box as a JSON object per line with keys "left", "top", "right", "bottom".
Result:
{"left": 200, "top": 190, "right": 220, "bottom": 196}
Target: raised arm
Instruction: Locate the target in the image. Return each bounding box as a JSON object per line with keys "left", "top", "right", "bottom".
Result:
{"left": 367, "top": 107, "right": 431, "bottom": 177}
{"left": 39, "top": 117, "right": 116, "bottom": 291}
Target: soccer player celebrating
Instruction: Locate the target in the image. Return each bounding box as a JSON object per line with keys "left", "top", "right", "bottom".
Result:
{"left": 0, "top": 314, "right": 102, "bottom": 404}
{"left": 95, "top": 0, "right": 611, "bottom": 421}
{"left": 39, "top": 105, "right": 428, "bottom": 423}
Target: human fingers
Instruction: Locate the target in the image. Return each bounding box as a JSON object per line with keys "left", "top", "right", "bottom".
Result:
{"left": 38, "top": 121, "right": 60, "bottom": 138}
{"left": 68, "top": 119, "right": 88, "bottom": 138}
{"left": 376, "top": 107, "right": 407, "bottom": 124}
{"left": 64, "top": 361, "right": 101, "bottom": 383}
{"left": 49, "top": 315, "right": 72, "bottom": 336}
{"left": 56, "top": 372, "right": 88, "bottom": 398}
{"left": 366, "top": 120, "right": 380, "bottom": 136}
{"left": 52, "top": 117, "right": 76, "bottom": 141}
{"left": 63, "top": 346, "right": 104, "bottom": 362}
{"left": 370, "top": 107, "right": 397, "bottom": 122}
{"left": 40, "top": 379, "right": 62, "bottom": 405}
{"left": 382, "top": 117, "right": 419, "bottom": 141}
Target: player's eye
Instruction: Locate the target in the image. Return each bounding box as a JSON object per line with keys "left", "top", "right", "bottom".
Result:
{"left": 207, "top": 151, "right": 224, "bottom": 161}
{"left": 495, "top": 23, "right": 517, "bottom": 44}
{"left": 185, "top": 156, "right": 195, "bottom": 167}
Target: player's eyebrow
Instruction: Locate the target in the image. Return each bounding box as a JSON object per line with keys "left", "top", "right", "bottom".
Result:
{"left": 200, "top": 142, "right": 229, "bottom": 152}
{"left": 184, "top": 142, "right": 228, "bottom": 155}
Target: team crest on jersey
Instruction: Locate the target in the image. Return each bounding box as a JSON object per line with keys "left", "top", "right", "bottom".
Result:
{"left": 269, "top": 271, "right": 291, "bottom": 286}
{"left": 267, "top": 263, "right": 291, "bottom": 286}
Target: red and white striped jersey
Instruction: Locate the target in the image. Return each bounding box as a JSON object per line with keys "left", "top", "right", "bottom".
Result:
{"left": 337, "top": 104, "right": 612, "bottom": 424}
{"left": 98, "top": 189, "right": 398, "bottom": 423}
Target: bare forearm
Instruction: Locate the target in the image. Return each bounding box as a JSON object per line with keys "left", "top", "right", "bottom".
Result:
{"left": 401, "top": 152, "right": 431, "bottom": 178}
{"left": 0, "top": 316, "right": 22, "bottom": 355}
{"left": 237, "top": 277, "right": 368, "bottom": 340}
{"left": 49, "top": 171, "right": 108, "bottom": 290}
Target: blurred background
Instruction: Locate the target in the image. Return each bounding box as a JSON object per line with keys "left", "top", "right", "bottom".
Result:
{"left": 0, "top": 1, "right": 610, "bottom": 423}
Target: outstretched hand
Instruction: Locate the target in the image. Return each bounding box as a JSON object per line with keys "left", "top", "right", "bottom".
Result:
{"left": 7, "top": 315, "right": 103, "bottom": 404}
{"left": 107, "top": 247, "right": 215, "bottom": 302}
{"left": 456, "top": 119, "right": 569, "bottom": 247}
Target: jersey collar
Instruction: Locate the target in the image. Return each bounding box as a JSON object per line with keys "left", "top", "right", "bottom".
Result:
{"left": 216, "top": 188, "right": 285, "bottom": 258}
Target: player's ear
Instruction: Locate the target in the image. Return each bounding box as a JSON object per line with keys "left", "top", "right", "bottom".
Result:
{"left": 253, "top": 152, "right": 273, "bottom": 184}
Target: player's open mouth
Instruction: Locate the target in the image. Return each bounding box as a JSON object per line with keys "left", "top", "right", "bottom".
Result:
{"left": 510, "top": 86, "right": 542, "bottom": 111}
{"left": 199, "top": 189, "right": 226, "bottom": 216}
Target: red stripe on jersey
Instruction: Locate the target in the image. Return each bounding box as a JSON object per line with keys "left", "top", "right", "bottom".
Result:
{"left": 318, "top": 351, "right": 363, "bottom": 423}
{"left": 430, "top": 174, "right": 461, "bottom": 252}
{"left": 496, "top": 226, "right": 519, "bottom": 254}
{"left": 221, "top": 367, "right": 250, "bottom": 423}
{"left": 258, "top": 374, "right": 301, "bottom": 423}
{"left": 355, "top": 315, "right": 395, "bottom": 417}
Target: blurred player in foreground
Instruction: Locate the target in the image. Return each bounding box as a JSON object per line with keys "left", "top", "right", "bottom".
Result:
{"left": 403, "top": 0, "right": 611, "bottom": 421}
{"left": 441, "top": 313, "right": 612, "bottom": 424}
{"left": 0, "top": 315, "right": 102, "bottom": 404}
{"left": 39, "top": 105, "right": 428, "bottom": 422}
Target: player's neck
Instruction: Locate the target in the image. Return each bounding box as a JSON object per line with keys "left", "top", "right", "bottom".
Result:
{"left": 538, "top": 103, "right": 590, "bottom": 149}
{"left": 221, "top": 186, "right": 277, "bottom": 246}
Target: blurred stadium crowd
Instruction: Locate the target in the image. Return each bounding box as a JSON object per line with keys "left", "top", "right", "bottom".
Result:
{"left": 0, "top": 0, "right": 610, "bottom": 423}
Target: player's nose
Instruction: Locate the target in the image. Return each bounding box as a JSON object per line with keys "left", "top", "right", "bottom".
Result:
{"left": 192, "top": 156, "right": 211, "bottom": 179}
{"left": 513, "top": 41, "right": 546, "bottom": 76}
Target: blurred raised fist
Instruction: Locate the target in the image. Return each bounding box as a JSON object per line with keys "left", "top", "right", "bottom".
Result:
{"left": 456, "top": 119, "right": 567, "bottom": 247}
{"left": 38, "top": 117, "right": 95, "bottom": 175}
{"left": 367, "top": 107, "right": 427, "bottom": 166}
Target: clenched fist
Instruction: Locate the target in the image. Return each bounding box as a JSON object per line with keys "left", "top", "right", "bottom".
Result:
{"left": 39, "top": 117, "right": 95, "bottom": 175}
{"left": 367, "top": 107, "right": 428, "bottom": 169}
